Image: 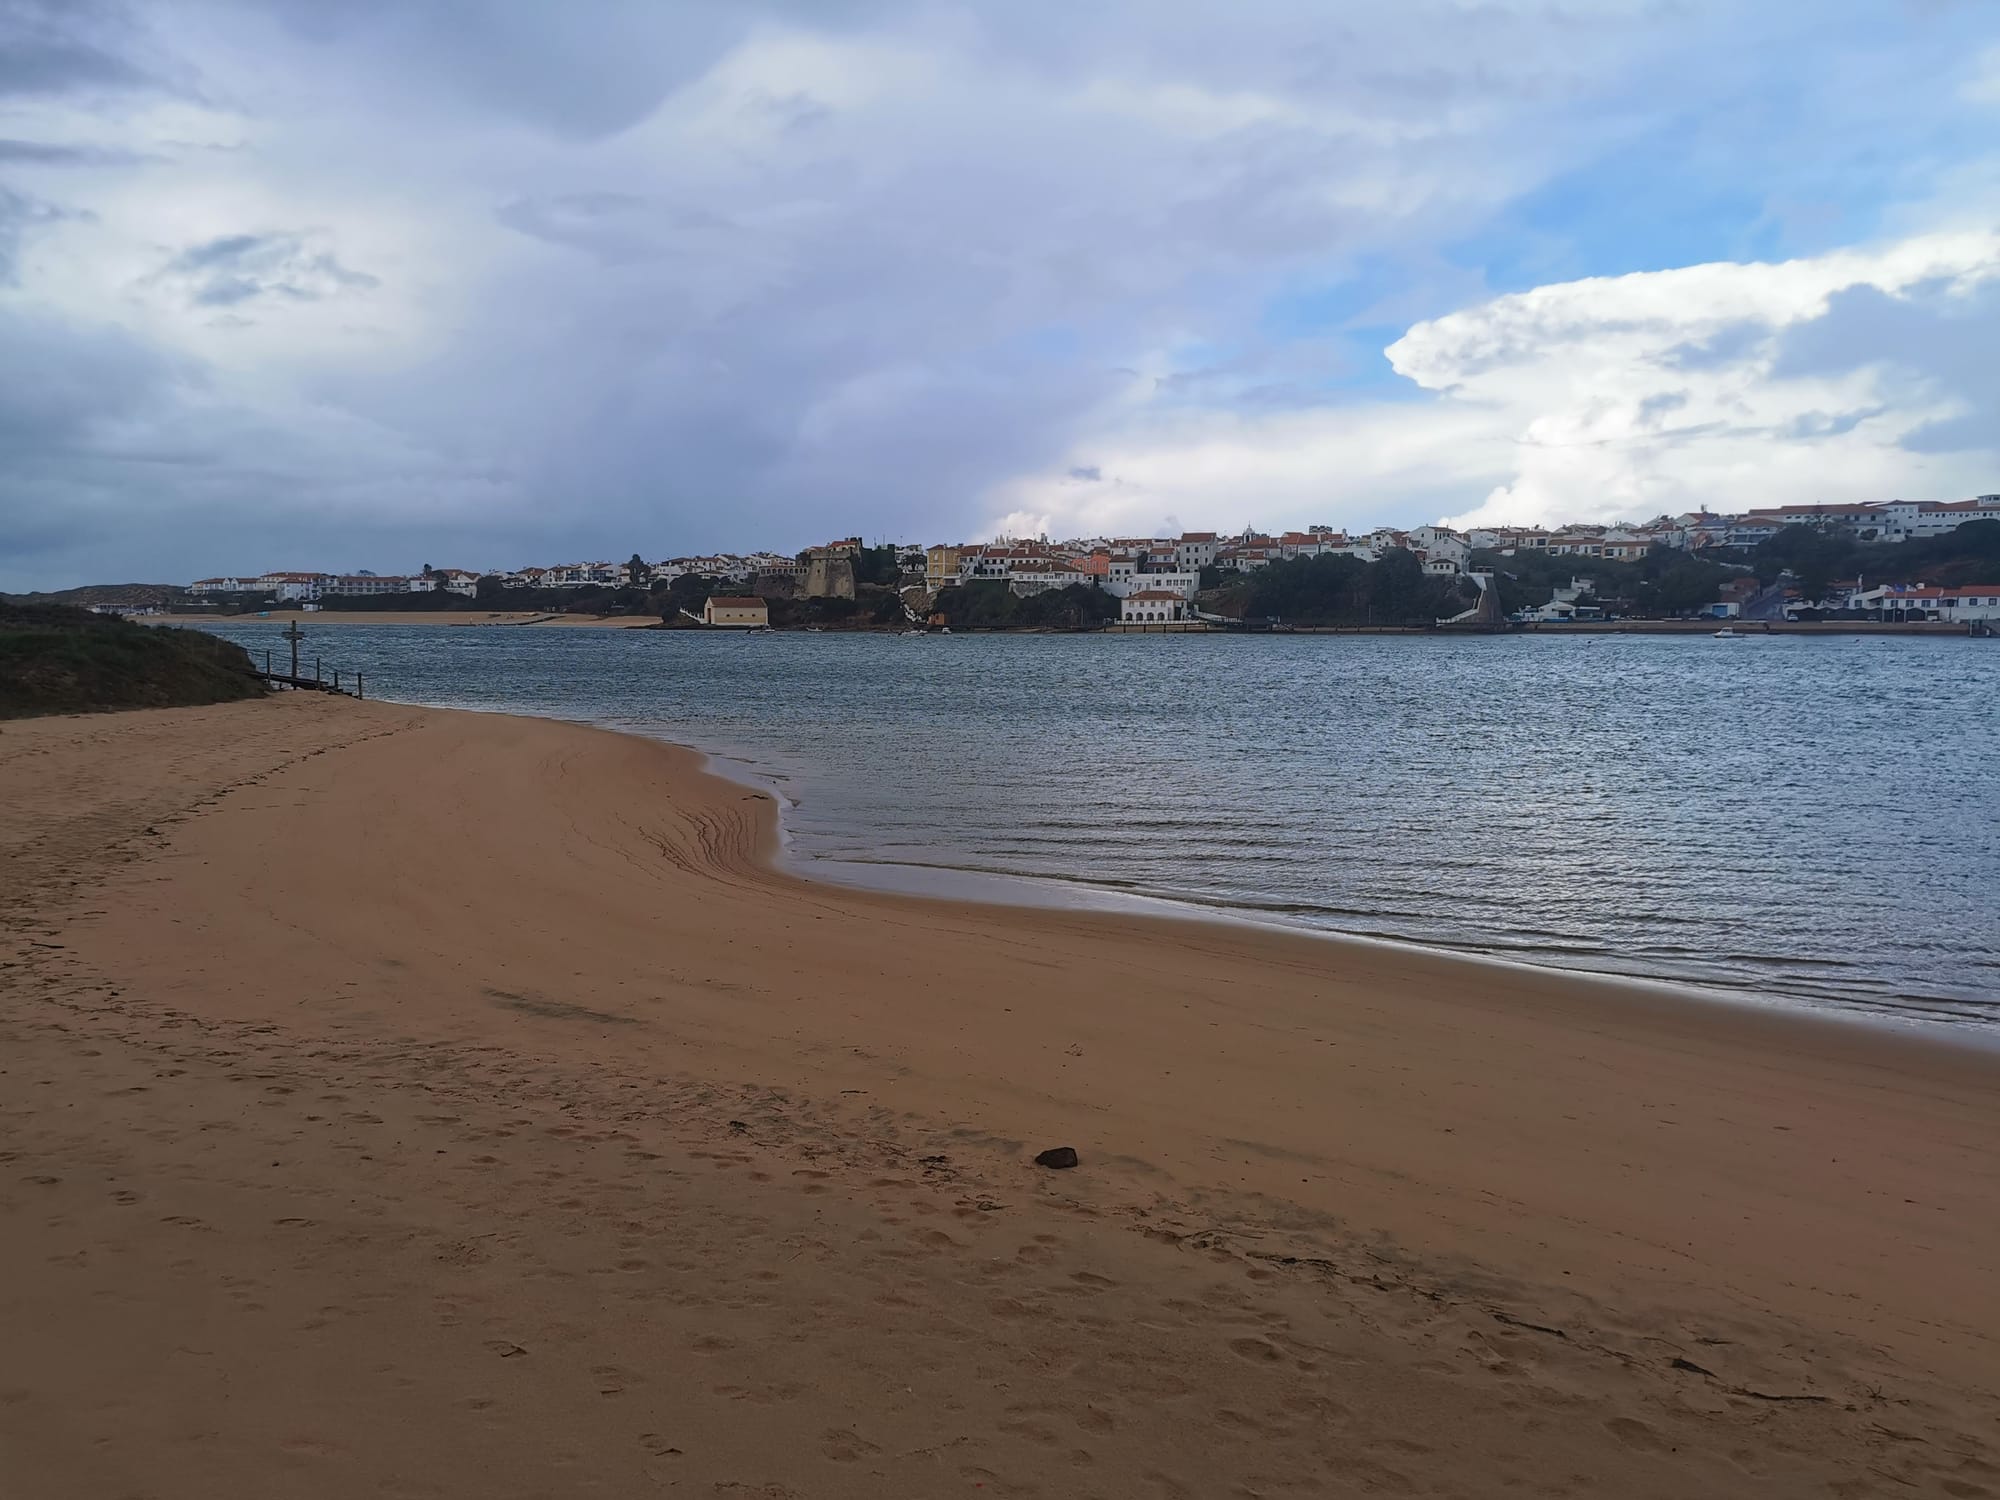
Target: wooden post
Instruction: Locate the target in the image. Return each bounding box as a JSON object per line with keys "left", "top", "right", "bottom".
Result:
{"left": 356, "top": 672, "right": 364, "bottom": 700}
{"left": 315, "top": 656, "right": 322, "bottom": 683}
{"left": 264, "top": 649, "right": 272, "bottom": 675}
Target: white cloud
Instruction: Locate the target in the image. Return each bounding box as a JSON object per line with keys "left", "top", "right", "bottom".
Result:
{"left": 980, "top": 229, "right": 2000, "bottom": 539}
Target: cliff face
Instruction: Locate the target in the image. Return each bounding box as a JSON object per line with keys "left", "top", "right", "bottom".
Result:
{"left": 0, "top": 603, "right": 263, "bottom": 718}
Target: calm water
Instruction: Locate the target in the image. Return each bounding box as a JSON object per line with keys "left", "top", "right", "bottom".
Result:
{"left": 202, "top": 622, "right": 2000, "bottom": 1031}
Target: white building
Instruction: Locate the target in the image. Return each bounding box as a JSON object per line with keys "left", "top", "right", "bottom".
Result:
{"left": 189, "top": 576, "right": 257, "bottom": 595}
{"left": 1174, "top": 532, "right": 1220, "bottom": 572}
{"left": 1120, "top": 589, "right": 1190, "bottom": 623}
{"left": 1000, "top": 560, "right": 1090, "bottom": 596}
{"left": 410, "top": 568, "right": 481, "bottom": 597}
{"left": 1851, "top": 584, "right": 2000, "bottom": 621}
{"left": 324, "top": 574, "right": 411, "bottom": 597}
{"left": 1869, "top": 499, "right": 2000, "bottom": 543}
{"left": 1214, "top": 543, "right": 1279, "bottom": 571}
{"left": 256, "top": 571, "right": 333, "bottom": 601}
{"left": 1405, "top": 526, "right": 1469, "bottom": 566}
{"left": 1100, "top": 569, "right": 1199, "bottom": 600}
{"left": 1599, "top": 530, "right": 1655, "bottom": 561}
{"left": 1278, "top": 530, "right": 1363, "bottom": 560}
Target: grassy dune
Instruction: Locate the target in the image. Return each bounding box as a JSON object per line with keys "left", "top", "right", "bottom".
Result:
{"left": 0, "top": 602, "right": 264, "bottom": 719}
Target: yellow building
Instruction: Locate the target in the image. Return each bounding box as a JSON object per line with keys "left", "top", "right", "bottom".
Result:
{"left": 701, "top": 595, "right": 769, "bottom": 628}
{"left": 925, "top": 544, "right": 964, "bottom": 592}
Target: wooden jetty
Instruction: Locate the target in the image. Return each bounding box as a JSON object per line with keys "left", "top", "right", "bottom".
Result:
{"left": 246, "top": 667, "right": 361, "bottom": 697}
{"left": 251, "top": 624, "right": 363, "bottom": 697}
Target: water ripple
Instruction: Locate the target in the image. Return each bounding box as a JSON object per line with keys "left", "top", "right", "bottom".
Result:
{"left": 198, "top": 623, "right": 2000, "bottom": 1032}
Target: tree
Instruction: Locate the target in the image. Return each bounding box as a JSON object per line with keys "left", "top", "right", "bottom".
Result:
{"left": 663, "top": 573, "right": 719, "bottom": 618}
{"left": 626, "top": 553, "right": 652, "bottom": 587}
{"left": 928, "top": 580, "right": 1018, "bottom": 628}
{"left": 1015, "top": 583, "right": 1119, "bottom": 628}
{"left": 1367, "top": 548, "right": 1426, "bottom": 623}
{"left": 852, "top": 544, "right": 901, "bottom": 587}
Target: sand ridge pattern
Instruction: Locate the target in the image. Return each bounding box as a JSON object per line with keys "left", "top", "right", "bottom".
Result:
{"left": 2, "top": 695, "right": 1997, "bottom": 1498}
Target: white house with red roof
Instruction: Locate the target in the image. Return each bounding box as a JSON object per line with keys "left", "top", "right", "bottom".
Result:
{"left": 255, "top": 571, "right": 334, "bottom": 601}
{"left": 410, "top": 567, "right": 481, "bottom": 597}
{"left": 1120, "top": 589, "right": 1191, "bottom": 623}
{"left": 1850, "top": 584, "right": 2000, "bottom": 621}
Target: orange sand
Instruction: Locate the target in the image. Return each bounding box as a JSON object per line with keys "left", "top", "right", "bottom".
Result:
{"left": 2, "top": 695, "right": 1995, "bottom": 1497}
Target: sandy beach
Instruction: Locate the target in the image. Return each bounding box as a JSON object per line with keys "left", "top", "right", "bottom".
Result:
{"left": 3, "top": 695, "right": 1996, "bottom": 1498}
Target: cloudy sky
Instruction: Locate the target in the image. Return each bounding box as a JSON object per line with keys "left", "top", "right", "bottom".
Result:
{"left": 2, "top": 0, "right": 1997, "bottom": 588}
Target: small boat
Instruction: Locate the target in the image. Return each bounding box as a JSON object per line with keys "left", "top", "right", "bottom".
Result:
{"left": 1713, "top": 627, "right": 1742, "bottom": 638}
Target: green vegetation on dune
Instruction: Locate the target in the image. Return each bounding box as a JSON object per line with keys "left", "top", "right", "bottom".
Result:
{"left": 0, "top": 602, "right": 264, "bottom": 719}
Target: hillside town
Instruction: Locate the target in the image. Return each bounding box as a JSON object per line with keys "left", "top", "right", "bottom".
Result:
{"left": 170, "top": 491, "right": 2000, "bottom": 628}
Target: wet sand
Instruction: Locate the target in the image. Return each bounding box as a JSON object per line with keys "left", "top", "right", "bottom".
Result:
{"left": 2, "top": 695, "right": 1996, "bottom": 1498}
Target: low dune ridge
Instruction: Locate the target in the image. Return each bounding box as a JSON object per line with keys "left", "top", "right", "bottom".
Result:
{"left": 2, "top": 695, "right": 1996, "bottom": 1498}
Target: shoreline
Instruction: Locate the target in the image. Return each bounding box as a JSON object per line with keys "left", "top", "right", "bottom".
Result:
{"left": 192, "top": 680, "right": 2000, "bottom": 1036}
{"left": 155, "top": 609, "right": 1990, "bottom": 636}
{"left": 798, "top": 849, "right": 2000, "bottom": 1044}
{"left": 5, "top": 695, "right": 1997, "bottom": 1495}
{"left": 609, "top": 719, "right": 2000, "bottom": 1041}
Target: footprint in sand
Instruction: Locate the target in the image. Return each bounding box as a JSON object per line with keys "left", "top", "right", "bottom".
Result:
{"left": 819, "top": 1428, "right": 881, "bottom": 1462}
{"left": 592, "top": 1364, "right": 642, "bottom": 1395}
{"left": 1604, "top": 1416, "right": 1668, "bottom": 1453}
{"left": 1227, "top": 1336, "right": 1286, "bottom": 1363}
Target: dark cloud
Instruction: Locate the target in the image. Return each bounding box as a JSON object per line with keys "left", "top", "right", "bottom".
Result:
{"left": 494, "top": 193, "right": 737, "bottom": 265}
{"left": 1772, "top": 279, "right": 2000, "bottom": 454}
{"left": 0, "top": 184, "right": 72, "bottom": 282}
{"left": 1635, "top": 390, "right": 1690, "bottom": 425}
{"left": 249, "top": 0, "right": 754, "bottom": 140}
{"left": 0, "top": 308, "right": 178, "bottom": 562}
{"left": 1660, "top": 321, "right": 1770, "bottom": 370}
{"left": 0, "top": 138, "right": 158, "bottom": 165}
{"left": 155, "top": 232, "right": 380, "bottom": 308}
{"left": 0, "top": 0, "right": 154, "bottom": 97}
